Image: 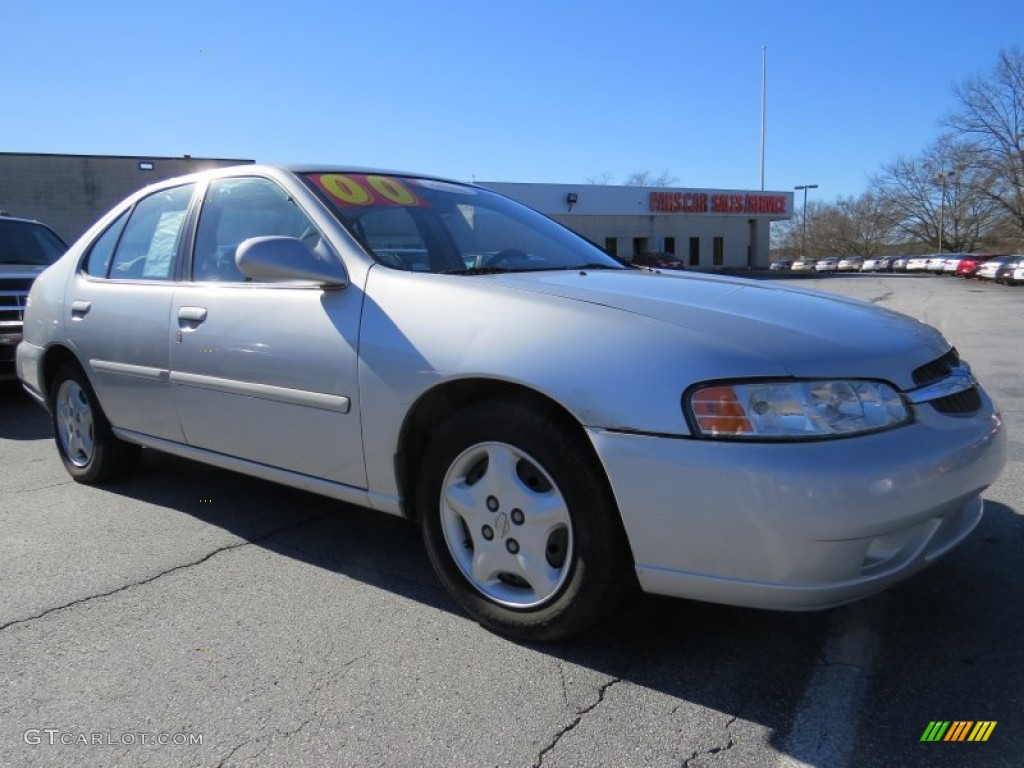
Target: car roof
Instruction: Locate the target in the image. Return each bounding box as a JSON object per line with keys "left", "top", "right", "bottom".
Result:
{"left": 128, "top": 163, "right": 479, "bottom": 200}
{"left": 0, "top": 213, "right": 55, "bottom": 227}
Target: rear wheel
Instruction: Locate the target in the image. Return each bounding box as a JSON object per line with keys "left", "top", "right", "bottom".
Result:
{"left": 49, "top": 363, "right": 140, "bottom": 483}
{"left": 417, "top": 399, "right": 634, "bottom": 641}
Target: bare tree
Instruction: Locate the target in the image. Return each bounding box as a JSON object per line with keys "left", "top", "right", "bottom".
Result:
{"left": 769, "top": 195, "right": 893, "bottom": 259}
{"left": 832, "top": 194, "right": 893, "bottom": 257}
{"left": 769, "top": 214, "right": 802, "bottom": 257}
{"left": 945, "top": 47, "right": 1024, "bottom": 236}
{"left": 871, "top": 137, "right": 1001, "bottom": 251}
{"left": 585, "top": 172, "right": 613, "bottom": 185}
{"left": 623, "top": 170, "right": 679, "bottom": 187}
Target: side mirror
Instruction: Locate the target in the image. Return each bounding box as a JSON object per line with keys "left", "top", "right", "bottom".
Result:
{"left": 235, "top": 236, "right": 348, "bottom": 287}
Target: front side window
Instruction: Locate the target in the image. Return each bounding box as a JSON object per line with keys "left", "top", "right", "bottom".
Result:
{"left": 302, "top": 173, "right": 623, "bottom": 274}
{"left": 109, "top": 184, "right": 195, "bottom": 280}
{"left": 192, "top": 177, "right": 323, "bottom": 282}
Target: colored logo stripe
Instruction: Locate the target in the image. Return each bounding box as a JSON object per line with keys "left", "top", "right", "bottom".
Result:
{"left": 968, "top": 722, "right": 997, "bottom": 742}
{"left": 945, "top": 721, "right": 973, "bottom": 741}
{"left": 921, "top": 721, "right": 996, "bottom": 742}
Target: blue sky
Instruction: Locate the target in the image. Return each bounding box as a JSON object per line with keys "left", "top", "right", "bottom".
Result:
{"left": 4, "top": 0, "right": 1020, "bottom": 200}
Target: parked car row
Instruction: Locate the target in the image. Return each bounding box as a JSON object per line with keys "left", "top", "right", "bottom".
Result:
{"left": 631, "top": 251, "right": 687, "bottom": 270}
{"left": 973, "top": 254, "right": 1024, "bottom": 284}
{"left": 768, "top": 252, "right": 1024, "bottom": 284}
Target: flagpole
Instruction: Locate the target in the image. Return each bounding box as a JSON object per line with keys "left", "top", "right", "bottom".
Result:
{"left": 760, "top": 45, "right": 767, "bottom": 191}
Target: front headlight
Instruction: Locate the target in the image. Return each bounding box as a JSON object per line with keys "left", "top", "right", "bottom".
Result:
{"left": 686, "top": 380, "right": 910, "bottom": 440}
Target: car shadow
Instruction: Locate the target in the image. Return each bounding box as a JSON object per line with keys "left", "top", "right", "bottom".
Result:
{"left": 0, "top": 381, "right": 52, "bottom": 440}
{"left": 83, "top": 444, "right": 1022, "bottom": 763}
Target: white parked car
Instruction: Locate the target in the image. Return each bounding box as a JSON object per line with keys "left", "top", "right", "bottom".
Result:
{"left": 976, "top": 255, "right": 1016, "bottom": 280}
{"left": 906, "top": 256, "right": 932, "bottom": 272}
{"left": 815, "top": 257, "right": 839, "bottom": 272}
{"left": 837, "top": 257, "right": 864, "bottom": 272}
{"left": 941, "top": 253, "right": 971, "bottom": 274}
{"left": 15, "top": 165, "right": 1007, "bottom": 641}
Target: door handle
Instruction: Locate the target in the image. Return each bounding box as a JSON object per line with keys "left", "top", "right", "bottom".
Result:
{"left": 70, "top": 300, "right": 92, "bottom": 319}
{"left": 178, "top": 306, "right": 208, "bottom": 326}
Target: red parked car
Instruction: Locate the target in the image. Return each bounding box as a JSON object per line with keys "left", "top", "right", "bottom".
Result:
{"left": 632, "top": 251, "right": 686, "bottom": 270}
{"left": 956, "top": 253, "right": 1007, "bottom": 278}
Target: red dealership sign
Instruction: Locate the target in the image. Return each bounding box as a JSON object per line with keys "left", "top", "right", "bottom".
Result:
{"left": 650, "top": 191, "right": 787, "bottom": 215}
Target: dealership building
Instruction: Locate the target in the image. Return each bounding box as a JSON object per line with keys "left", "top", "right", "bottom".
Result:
{"left": 482, "top": 182, "right": 793, "bottom": 269}
{"left": 1, "top": 153, "right": 792, "bottom": 268}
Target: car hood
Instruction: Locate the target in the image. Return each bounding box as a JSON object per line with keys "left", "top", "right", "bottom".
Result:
{"left": 483, "top": 269, "right": 948, "bottom": 389}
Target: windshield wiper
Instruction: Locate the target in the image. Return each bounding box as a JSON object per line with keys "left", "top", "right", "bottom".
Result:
{"left": 440, "top": 266, "right": 514, "bottom": 275}
{"left": 527, "top": 263, "right": 623, "bottom": 272}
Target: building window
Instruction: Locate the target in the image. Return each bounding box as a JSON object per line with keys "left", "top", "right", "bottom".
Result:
{"left": 632, "top": 237, "right": 648, "bottom": 258}
{"left": 664, "top": 236, "right": 675, "bottom": 255}
{"left": 689, "top": 237, "right": 700, "bottom": 266}
{"left": 605, "top": 237, "right": 617, "bottom": 257}
{"left": 713, "top": 236, "right": 724, "bottom": 266}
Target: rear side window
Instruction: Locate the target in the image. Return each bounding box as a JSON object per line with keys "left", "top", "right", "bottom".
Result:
{"left": 109, "top": 184, "right": 195, "bottom": 280}
{"left": 83, "top": 210, "right": 130, "bottom": 277}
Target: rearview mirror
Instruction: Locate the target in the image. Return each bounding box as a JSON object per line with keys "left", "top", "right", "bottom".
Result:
{"left": 235, "top": 236, "right": 348, "bottom": 287}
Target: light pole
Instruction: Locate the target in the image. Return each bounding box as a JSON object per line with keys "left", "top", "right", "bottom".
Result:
{"left": 935, "top": 171, "right": 956, "bottom": 253}
{"left": 794, "top": 184, "right": 818, "bottom": 257}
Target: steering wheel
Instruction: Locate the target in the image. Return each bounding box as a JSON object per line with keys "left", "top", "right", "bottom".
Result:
{"left": 482, "top": 249, "right": 529, "bottom": 268}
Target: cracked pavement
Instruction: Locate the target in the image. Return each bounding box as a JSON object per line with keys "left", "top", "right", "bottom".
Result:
{"left": 1, "top": 275, "right": 1022, "bottom": 767}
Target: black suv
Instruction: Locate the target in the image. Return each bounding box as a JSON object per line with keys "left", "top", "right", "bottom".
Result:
{"left": 0, "top": 215, "right": 67, "bottom": 379}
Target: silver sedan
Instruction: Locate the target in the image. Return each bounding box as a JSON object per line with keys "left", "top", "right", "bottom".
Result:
{"left": 17, "top": 166, "right": 1007, "bottom": 641}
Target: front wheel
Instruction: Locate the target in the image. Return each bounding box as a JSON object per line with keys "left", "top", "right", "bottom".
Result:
{"left": 49, "top": 363, "right": 140, "bottom": 483}
{"left": 417, "top": 399, "right": 634, "bottom": 641}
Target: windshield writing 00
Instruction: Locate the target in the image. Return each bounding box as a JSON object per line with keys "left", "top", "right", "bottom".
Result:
{"left": 302, "top": 173, "right": 623, "bottom": 275}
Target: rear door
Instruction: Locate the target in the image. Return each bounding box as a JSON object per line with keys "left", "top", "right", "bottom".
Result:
{"left": 64, "top": 183, "right": 197, "bottom": 441}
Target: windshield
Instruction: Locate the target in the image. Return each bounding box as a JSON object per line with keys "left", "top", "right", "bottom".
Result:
{"left": 302, "top": 173, "right": 625, "bottom": 274}
{"left": 0, "top": 220, "right": 67, "bottom": 266}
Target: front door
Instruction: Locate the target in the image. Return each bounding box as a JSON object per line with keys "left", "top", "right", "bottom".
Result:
{"left": 168, "top": 176, "right": 365, "bottom": 488}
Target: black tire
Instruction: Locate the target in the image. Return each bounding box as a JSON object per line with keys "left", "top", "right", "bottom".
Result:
{"left": 49, "top": 362, "right": 140, "bottom": 483}
{"left": 416, "top": 398, "right": 634, "bottom": 642}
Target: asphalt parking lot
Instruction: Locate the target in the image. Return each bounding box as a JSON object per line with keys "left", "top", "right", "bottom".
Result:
{"left": 1, "top": 274, "right": 1021, "bottom": 768}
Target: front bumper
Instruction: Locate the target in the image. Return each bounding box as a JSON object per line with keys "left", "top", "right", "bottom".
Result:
{"left": 15, "top": 340, "right": 47, "bottom": 406}
{"left": 588, "top": 391, "right": 1006, "bottom": 611}
{"left": 0, "top": 330, "right": 23, "bottom": 380}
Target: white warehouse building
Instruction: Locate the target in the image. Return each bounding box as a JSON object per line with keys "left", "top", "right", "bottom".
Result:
{"left": 480, "top": 182, "right": 793, "bottom": 269}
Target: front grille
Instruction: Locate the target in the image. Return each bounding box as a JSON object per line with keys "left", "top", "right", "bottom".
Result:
{"left": 930, "top": 388, "right": 982, "bottom": 415}
{"left": 0, "top": 279, "right": 34, "bottom": 327}
{"left": 912, "top": 348, "right": 960, "bottom": 387}
{"left": 0, "top": 278, "right": 35, "bottom": 292}
{"left": 0, "top": 294, "right": 29, "bottom": 324}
